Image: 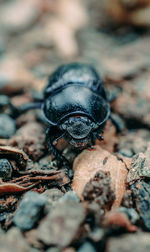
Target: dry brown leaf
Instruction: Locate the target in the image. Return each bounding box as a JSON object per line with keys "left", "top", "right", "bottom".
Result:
{"left": 0, "top": 145, "right": 28, "bottom": 168}
{"left": 0, "top": 181, "right": 38, "bottom": 195}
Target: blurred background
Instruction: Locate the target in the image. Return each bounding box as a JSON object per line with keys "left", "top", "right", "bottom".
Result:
{"left": 1, "top": 0, "right": 150, "bottom": 134}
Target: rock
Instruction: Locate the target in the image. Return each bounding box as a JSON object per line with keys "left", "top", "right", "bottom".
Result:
{"left": 0, "top": 114, "right": 16, "bottom": 138}
{"left": 0, "top": 57, "right": 35, "bottom": 95}
{"left": 117, "top": 207, "right": 139, "bottom": 224}
{"left": 103, "top": 52, "right": 148, "bottom": 80}
{"left": 127, "top": 147, "right": 150, "bottom": 184}
{"left": 119, "top": 148, "right": 133, "bottom": 158}
{"left": 118, "top": 129, "right": 150, "bottom": 156}
{"left": 42, "top": 188, "right": 64, "bottom": 202}
{"left": 0, "top": 95, "right": 10, "bottom": 108}
{"left": 72, "top": 145, "right": 129, "bottom": 208}
{"left": 106, "top": 232, "right": 150, "bottom": 252}
{"left": 88, "top": 228, "right": 104, "bottom": 243}
{"left": 83, "top": 171, "right": 115, "bottom": 211}
{"left": 58, "top": 191, "right": 80, "bottom": 203}
{"left": 98, "top": 0, "right": 150, "bottom": 27}
{"left": 9, "top": 122, "right": 45, "bottom": 161}
{"left": 78, "top": 242, "right": 96, "bottom": 252}
{"left": 43, "top": 0, "right": 87, "bottom": 58}
{"left": 112, "top": 75, "right": 150, "bottom": 129}
{"left": 0, "top": 0, "right": 42, "bottom": 33}
{"left": 102, "top": 211, "right": 137, "bottom": 232}
{"left": 14, "top": 191, "right": 47, "bottom": 231}
{"left": 131, "top": 180, "right": 150, "bottom": 231}
{"left": 121, "top": 190, "right": 133, "bottom": 208}
{"left": 0, "top": 227, "right": 31, "bottom": 252}
{"left": 38, "top": 201, "right": 85, "bottom": 247}
{"left": 42, "top": 188, "right": 64, "bottom": 214}
{"left": 24, "top": 229, "right": 43, "bottom": 250}
{"left": 46, "top": 248, "right": 61, "bottom": 252}
{"left": 0, "top": 158, "right": 12, "bottom": 180}
{"left": 63, "top": 249, "right": 76, "bottom": 252}
{"left": 129, "top": 5, "right": 150, "bottom": 27}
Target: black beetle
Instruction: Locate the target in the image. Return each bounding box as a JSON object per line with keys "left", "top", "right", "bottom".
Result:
{"left": 15, "top": 63, "right": 110, "bottom": 163}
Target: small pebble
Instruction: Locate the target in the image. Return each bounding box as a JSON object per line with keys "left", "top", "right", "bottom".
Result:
{"left": 0, "top": 212, "right": 6, "bottom": 222}
{"left": 0, "top": 158, "right": 12, "bottom": 180}
{"left": 46, "top": 248, "right": 61, "bottom": 252}
{"left": 117, "top": 207, "right": 139, "bottom": 224}
{"left": 119, "top": 148, "right": 133, "bottom": 158}
{"left": 131, "top": 180, "right": 150, "bottom": 231}
{"left": 0, "top": 0, "right": 42, "bottom": 33}
{"left": 78, "top": 242, "right": 96, "bottom": 252}
{"left": 43, "top": 188, "right": 64, "bottom": 202}
{"left": 0, "top": 114, "right": 16, "bottom": 138}
{"left": 88, "top": 228, "right": 104, "bottom": 242}
{"left": 0, "top": 72, "right": 10, "bottom": 89}
{"left": 43, "top": 188, "right": 64, "bottom": 214}
{"left": 38, "top": 201, "right": 85, "bottom": 247}
{"left": 59, "top": 191, "right": 80, "bottom": 203}
{"left": 0, "top": 95, "right": 10, "bottom": 108}
{"left": 13, "top": 191, "right": 47, "bottom": 231}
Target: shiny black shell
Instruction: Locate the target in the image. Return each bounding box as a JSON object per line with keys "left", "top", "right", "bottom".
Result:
{"left": 42, "top": 63, "right": 110, "bottom": 126}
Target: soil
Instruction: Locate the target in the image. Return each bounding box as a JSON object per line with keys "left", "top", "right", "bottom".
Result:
{"left": 1, "top": 0, "right": 150, "bottom": 251}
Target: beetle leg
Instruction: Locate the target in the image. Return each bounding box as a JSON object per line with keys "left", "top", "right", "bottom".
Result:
{"left": 46, "top": 127, "right": 70, "bottom": 167}
{"left": 93, "top": 127, "right": 104, "bottom": 142}
{"left": 11, "top": 102, "right": 43, "bottom": 118}
{"left": 88, "top": 146, "right": 96, "bottom": 151}
{"left": 109, "top": 114, "right": 125, "bottom": 133}
{"left": 97, "top": 134, "right": 104, "bottom": 141}
{"left": 46, "top": 127, "right": 63, "bottom": 161}
{"left": 91, "top": 133, "right": 96, "bottom": 146}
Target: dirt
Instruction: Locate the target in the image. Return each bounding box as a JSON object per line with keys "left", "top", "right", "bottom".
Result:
{"left": 1, "top": 0, "right": 150, "bottom": 251}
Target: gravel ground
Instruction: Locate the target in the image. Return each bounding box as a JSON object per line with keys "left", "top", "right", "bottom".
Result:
{"left": 1, "top": 0, "right": 150, "bottom": 251}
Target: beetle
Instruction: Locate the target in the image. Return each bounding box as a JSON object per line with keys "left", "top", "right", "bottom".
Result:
{"left": 15, "top": 63, "right": 110, "bottom": 164}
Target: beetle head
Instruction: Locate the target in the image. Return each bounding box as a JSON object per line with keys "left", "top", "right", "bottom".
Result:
{"left": 60, "top": 116, "right": 98, "bottom": 148}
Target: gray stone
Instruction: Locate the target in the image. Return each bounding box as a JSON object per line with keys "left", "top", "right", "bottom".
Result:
{"left": 127, "top": 147, "right": 150, "bottom": 184}
{"left": 107, "top": 232, "right": 150, "bottom": 252}
{"left": 38, "top": 201, "right": 85, "bottom": 247}
{"left": 0, "top": 114, "right": 16, "bottom": 138}
{"left": 58, "top": 191, "right": 80, "bottom": 203}
{"left": 14, "top": 191, "right": 47, "bottom": 231}
{"left": 78, "top": 242, "right": 96, "bottom": 252}
{"left": 0, "top": 158, "right": 12, "bottom": 180}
